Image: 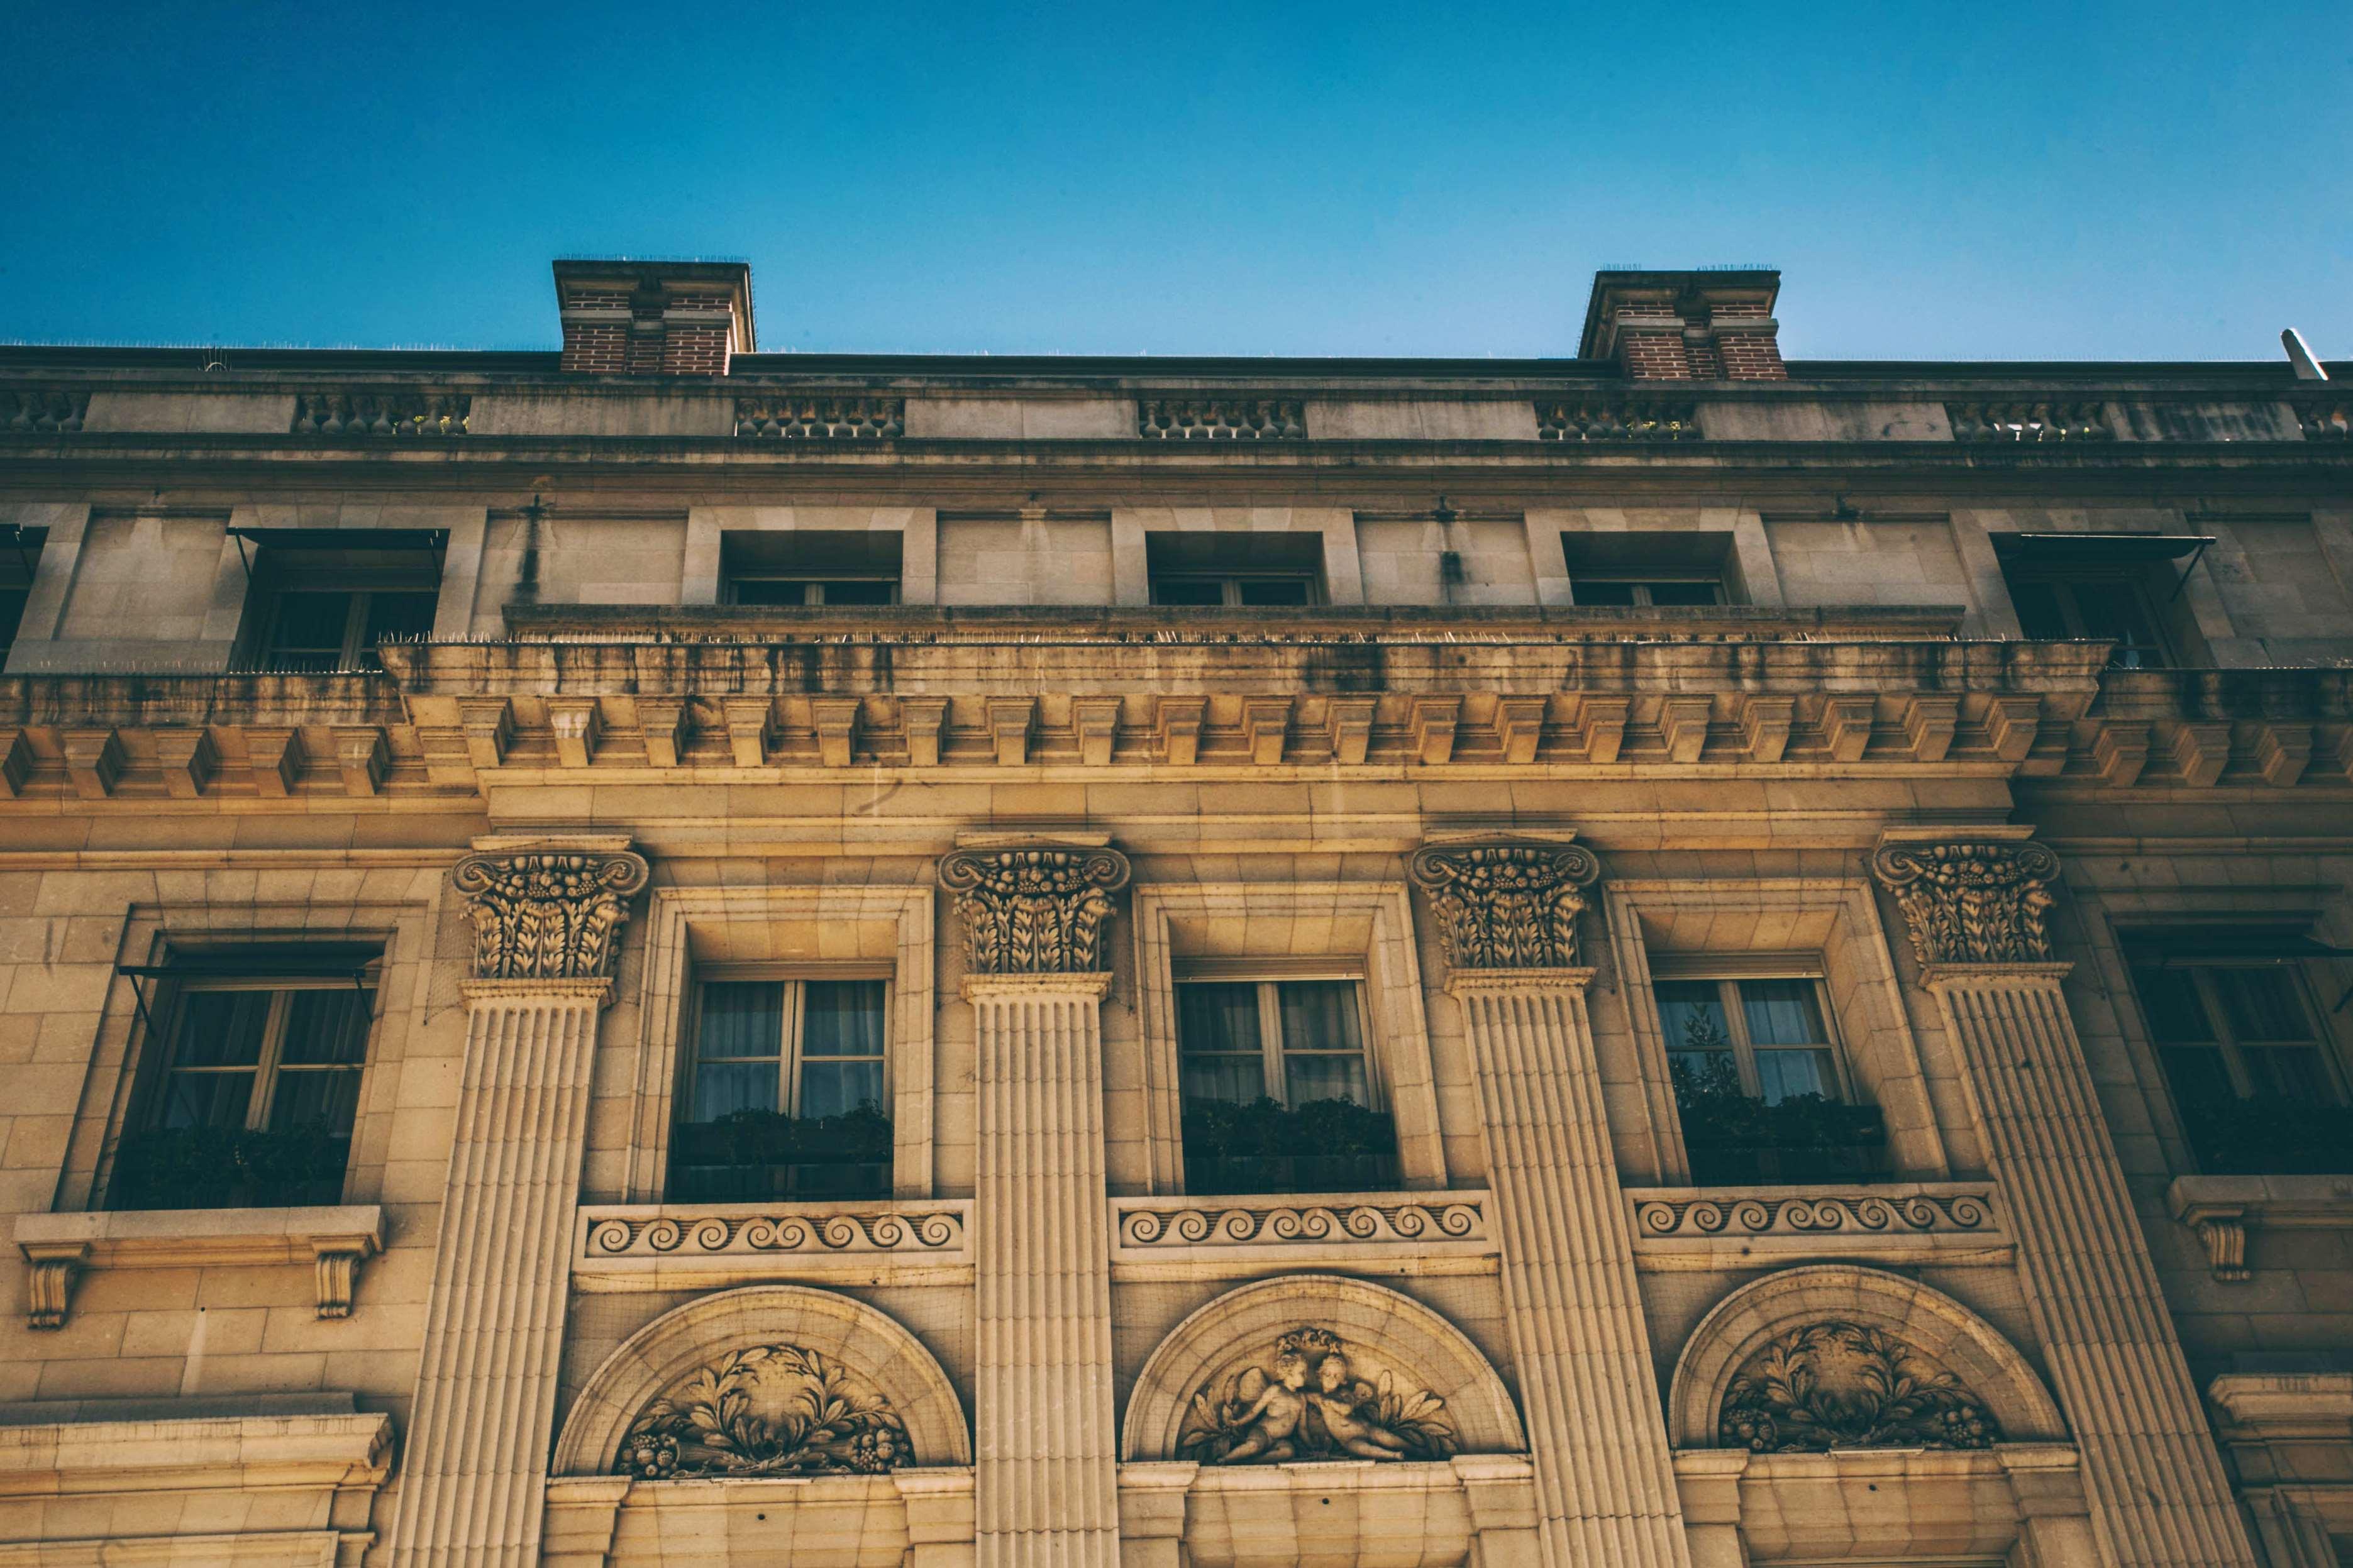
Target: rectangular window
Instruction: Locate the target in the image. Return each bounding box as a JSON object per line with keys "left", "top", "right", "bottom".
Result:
{"left": 1560, "top": 530, "right": 1741, "bottom": 609}
{"left": 1651, "top": 964, "right": 1885, "bottom": 1184}
{"left": 260, "top": 587, "right": 438, "bottom": 671}
{"left": 2127, "top": 953, "right": 2350, "bottom": 1173}
{"left": 1146, "top": 533, "right": 1325, "bottom": 607}
{"left": 1175, "top": 976, "right": 1394, "bottom": 1195}
{"left": 1571, "top": 577, "right": 1725, "bottom": 607}
{"left": 670, "top": 977, "right": 891, "bottom": 1200}
{"left": 721, "top": 531, "right": 904, "bottom": 607}
{"left": 0, "top": 524, "right": 45, "bottom": 669}
{"left": 2006, "top": 570, "right": 2171, "bottom": 668}
{"left": 112, "top": 974, "right": 374, "bottom": 1210}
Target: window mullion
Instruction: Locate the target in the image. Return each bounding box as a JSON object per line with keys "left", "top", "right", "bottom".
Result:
{"left": 1258, "top": 983, "right": 1286, "bottom": 1103}
{"left": 2191, "top": 969, "right": 2255, "bottom": 1096}
{"left": 780, "top": 981, "right": 805, "bottom": 1117}
{"left": 341, "top": 592, "right": 370, "bottom": 668}
{"left": 1719, "top": 980, "right": 1763, "bottom": 1096}
{"left": 248, "top": 989, "right": 291, "bottom": 1130}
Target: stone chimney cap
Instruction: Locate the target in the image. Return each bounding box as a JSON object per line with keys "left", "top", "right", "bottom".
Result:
{"left": 1578, "top": 268, "right": 1779, "bottom": 360}
{"left": 551, "top": 258, "right": 756, "bottom": 353}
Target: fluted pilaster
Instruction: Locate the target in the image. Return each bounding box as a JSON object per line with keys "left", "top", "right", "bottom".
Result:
{"left": 1450, "top": 969, "right": 1694, "bottom": 1568}
{"left": 1873, "top": 832, "right": 2256, "bottom": 1567}
{"left": 967, "top": 971, "right": 1120, "bottom": 1568}
{"left": 1923, "top": 965, "right": 2257, "bottom": 1567}
{"left": 387, "top": 978, "right": 611, "bottom": 1568}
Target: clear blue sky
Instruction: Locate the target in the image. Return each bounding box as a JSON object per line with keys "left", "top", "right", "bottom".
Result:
{"left": 3, "top": 1, "right": 2348, "bottom": 362}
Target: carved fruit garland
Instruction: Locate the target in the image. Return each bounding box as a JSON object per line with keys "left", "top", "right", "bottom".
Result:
{"left": 1717, "top": 1322, "right": 1999, "bottom": 1453}
{"left": 615, "top": 1344, "right": 909, "bottom": 1479}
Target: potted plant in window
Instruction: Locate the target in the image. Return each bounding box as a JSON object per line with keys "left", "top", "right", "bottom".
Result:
{"left": 1180, "top": 1096, "right": 1400, "bottom": 1196}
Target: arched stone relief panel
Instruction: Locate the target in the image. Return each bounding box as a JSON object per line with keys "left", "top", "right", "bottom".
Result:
{"left": 1122, "top": 1274, "right": 1525, "bottom": 1462}
{"left": 1667, "top": 1264, "right": 2067, "bottom": 1451}
{"left": 553, "top": 1284, "right": 971, "bottom": 1476}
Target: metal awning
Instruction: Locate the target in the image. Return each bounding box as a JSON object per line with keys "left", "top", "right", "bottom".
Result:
{"left": 2122, "top": 929, "right": 2353, "bottom": 964}
{"left": 1992, "top": 533, "right": 2215, "bottom": 602}
{"left": 225, "top": 527, "right": 448, "bottom": 581}
{"left": 113, "top": 954, "right": 379, "bottom": 1033}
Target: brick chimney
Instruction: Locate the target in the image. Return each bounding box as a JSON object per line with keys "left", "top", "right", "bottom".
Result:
{"left": 553, "top": 260, "right": 755, "bottom": 375}
{"left": 1578, "top": 269, "right": 1785, "bottom": 380}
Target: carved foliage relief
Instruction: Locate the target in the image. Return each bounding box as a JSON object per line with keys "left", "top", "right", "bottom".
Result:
{"left": 450, "top": 848, "right": 650, "bottom": 981}
{"left": 939, "top": 847, "right": 1131, "bottom": 975}
{"left": 1178, "top": 1326, "right": 1458, "bottom": 1464}
{"left": 1408, "top": 843, "right": 1601, "bottom": 970}
{"left": 1718, "top": 1322, "right": 2000, "bottom": 1453}
{"left": 1869, "top": 839, "right": 2060, "bottom": 967}
{"left": 615, "top": 1344, "right": 909, "bottom": 1479}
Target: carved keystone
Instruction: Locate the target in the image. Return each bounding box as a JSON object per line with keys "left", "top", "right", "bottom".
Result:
{"left": 450, "top": 845, "right": 651, "bottom": 982}
{"left": 1822, "top": 697, "right": 1876, "bottom": 762}
{"left": 457, "top": 698, "right": 514, "bottom": 769}
{"left": 245, "top": 727, "right": 306, "bottom": 797}
{"left": 1072, "top": 697, "right": 1122, "bottom": 767}
{"left": 2169, "top": 722, "right": 2233, "bottom": 788}
{"left": 985, "top": 698, "right": 1035, "bottom": 766}
{"left": 1156, "top": 698, "right": 1207, "bottom": 766}
{"left": 1495, "top": 697, "right": 1548, "bottom": 766}
{"left": 1903, "top": 696, "right": 1961, "bottom": 763}
{"left": 1324, "top": 698, "right": 1376, "bottom": 765}
{"left": 62, "top": 729, "right": 123, "bottom": 799}
{"left": 899, "top": 697, "right": 949, "bottom": 767}
{"left": 721, "top": 698, "right": 777, "bottom": 768}
{"left": 1571, "top": 697, "right": 1630, "bottom": 764}
{"left": 1871, "top": 836, "right": 2061, "bottom": 968}
{"left": 21, "top": 1241, "right": 86, "bottom": 1330}
{"left": 2093, "top": 723, "right": 2151, "bottom": 788}
{"left": 1983, "top": 697, "right": 2039, "bottom": 763}
{"left": 1659, "top": 697, "right": 1712, "bottom": 763}
{"left": 1409, "top": 841, "right": 1602, "bottom": 970}
{"left": 636, "top": 698, "right": 688, "bottom": 768}
{"left": 1410, "top": 697, "right": 1461, "bottom": 764}
{"left": 0, "top": 729, "right": 31, "bottom": 798}
{"left": 1241, "top": 698, "right": 1290, "bottom": 766}
{"left": 334, "top": 728, "right": 390, "bottom": 797}
{"left": 2256, "top": 724, "right": 2313, "bottom": 788}
{"left": 939, "top": 846, "right": 1131, "bottom": 976}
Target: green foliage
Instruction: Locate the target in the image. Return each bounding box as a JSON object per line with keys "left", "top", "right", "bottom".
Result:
{"left": 684, "top": 1104, "right": 895, "bottom": 1166}
{"left": 1671, "top": 1059, "right": 1886, "bottom": 1184}
{"left": 1181, "top": 1095, "right": 1395, "bottom": 1158}
{"left": 109, "top": 1125, "right": 349, "bottom": 1210}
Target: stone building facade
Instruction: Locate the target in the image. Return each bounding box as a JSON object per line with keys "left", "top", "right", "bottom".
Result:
{"left": 0, "top": 260, "right": 2349, "bottom": 1568}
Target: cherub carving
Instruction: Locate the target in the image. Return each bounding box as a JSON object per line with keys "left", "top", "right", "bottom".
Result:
{"left": 1215, "top": 1349, "right": 1312, "bottom": 1462}
{"left": 1307, "top": 1350, "right": 1412, "bottom": 1459}
{"left": 1176, "top": 1327, "right": 1458, "bottom": 1464}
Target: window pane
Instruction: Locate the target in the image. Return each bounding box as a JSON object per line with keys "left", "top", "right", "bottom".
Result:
{"left": 1573, "top": 580, "right": 1639, "bottom": 607}
{"left": 1284, "top": 1052, "right": 1368, "bottom": 1107}
{"left": 732, "top": 578, "right": 816, "bottom": 606}
{"left": 1756, "top": 1049, "right": 1839, "bottom": 1104}
{"left": 2159, "top": 1045, "right": 2236, "bottom": 1110}
{"left": 266, "top": 591, "right": 355, "bottom": 664}
{"left": 174, "top": 990, "right": 272, "bottom": 1068}
{"left": 279, "top": 988, "right": 372, "bottom": 1065}
{"left": 2130, "top": 964, "right": 2214, "bottom": 1043}
{"left": 1278, "top": 982, "right": 1362, "bottom": 1054}
{"left": 2242, "top": 1046, "right": 2339, "bottom": 1103}
{"left": 697, "top": 982, "right": 785, "bottom": 1059}
{"left": 816, "top": 578, "right": 897, "bottom": 606}
{"left": 159, "top": 1069, "right": 257, "bottom": 1129}
{"left": 1151, "top": 578, "right": 1225, "bottom": 607}
{"left": 1236, "top": 577, "right": 1312, "bottom": 606}
{"left": 362, "top": 591, "right": 438, "bottom": 644}
{"left": 1178, "top": 983, "right": 1265, "bottom": 1103}
{"left": 799, "top": 1058, "right": 886, "bottom": 1118}
{"left": 1656, "top": 981, "right": 1734, "bottom": 1056}
{"left": 267, "top": 1064, "right": 363, "bottom": 1133}
{"left": 1644, "top": 580, "right": 1722, "bottom": 607}
{"left": 2212, "top": 968, "right": 2315, "bottom": 1043}
{"left": 690, "top": 1063, "right": 778, "bottom": 1121}
{"left": 802, "top": 980, "right": 886, "bottom": 1057}
{"left": 2007, "top": 578, "right": 2069, "bottom": 639}
{"left": 1739, "top": 980, "right": 1829, "bottom": 1046}
{"left": 2071, "top": 578, "right": 2162, "bottom": 660}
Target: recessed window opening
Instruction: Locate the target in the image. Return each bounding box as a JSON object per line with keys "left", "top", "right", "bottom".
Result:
{"left": 113, "top": 956, "right": 379, "bottom": 1211}
{"left": 670, "top": 974, "right": 892, "bottom": 1201}
{"left": 232, "top": 530, "right": 445, "bottom": 672}
{"left": 1648, "top": 956, "right": 1884, "bottom": 1185}
{"left": 0, "top": 524, "right": 47, "bottom": 668}
{"left": 721, "top": 531, "right": 903, "bottom": 607}
{"left": 2125, "top": 936, "right": 2350, "bottom": 1174}
{"left": 1571, "top": 576, "right": 1725, "bottom": 607}
{"left": 1174, "top": 971, "right": 1395, "bottom": 1195}
{"left": 2006, "top": 570, "right": 2171, "bottom": 668}
{"left": 1146, "top": 533, "right": 1325, "bottom": 607}
{"left": 1559, "top": 530, "right": 1740, "bottom": 608}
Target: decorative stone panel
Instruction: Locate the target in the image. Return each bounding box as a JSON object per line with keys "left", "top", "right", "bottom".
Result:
{"left": 938, "top": 844, "right": 1129, "bottom": 975}
{"left": 1136, "top": 397, "right": 1305, "bottom": 439}
{"left": 1630, "top": 1184, "right": 2008, "bottom": 1269}
{"left": 1110, "top": 1193, "right": 1494, "bottom": 1281}
{"left": 1946, "top": 400, "right": 2112, "bottom": 440}
{"left": 1717, "top": 1322, "right": 2001, "bottom": 1452}
{"left": 573, "top": 1200, "right": 972, "bottom": 1291}
{"left": 1534, "top": 397, "right": 1700, "bottom": 440}
{"left": 291, "top": 391, "right": 470, "bottom": 436}
{"left": 1407, "top": 841, "right": 1600, "bottom": 969}
{"left": 1, "top": 388, "right": 89, "bottom": 432}
{"left": 735, "top": 396, "right": 906, "bottom": 438}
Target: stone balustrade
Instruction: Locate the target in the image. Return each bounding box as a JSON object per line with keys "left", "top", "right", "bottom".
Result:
{"left": 734, "top": 395, "right": 906, "bottom": 438}
{"left": 1, "top": 389, "right": 88, "bottom": 432}
{"left": 291, "top": 390, "right": 470, "bottom": 436}
{"left": 1534, "top": 397, "right": 1700, "bottom": 440}
{"left": 1136, "top": 397, "right": 1306, "bottom": 439}
{"left": 1946, "top": 399, "right": 2112, "bottom": 441}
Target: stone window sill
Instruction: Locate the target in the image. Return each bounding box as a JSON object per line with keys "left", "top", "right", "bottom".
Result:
{"left": 13, "top": 1204, "right": 386, "bottom": 1328}
{"left": 2168, "top": 1174, "right": 2353, "bottom": 1282}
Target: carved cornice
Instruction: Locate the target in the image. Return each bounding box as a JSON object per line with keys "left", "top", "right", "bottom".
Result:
{"left": 450, "top": 846, "right": 650, "bottom": 981}
{"left": 1408, "top": 842, "right": 1601, "bottom": 969}
{"left": 1870, "top": 837, "right": 2061, "bottom": 967}
{"left": 938, "top": 846, "right": 1130, "bottom": 976}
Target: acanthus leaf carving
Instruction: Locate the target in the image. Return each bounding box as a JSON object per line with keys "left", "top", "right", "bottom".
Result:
{"left": 1718, "top": 1322, "right": 2000, "bottom": 1453}
{"left": 450, "top": 847, "right": 650, "bottom": 981}
{"left": 1176, "top": 1326, "right": 1458, "bottom": 1464}
{"left": 1407, "top": 842, "right": 1601, "bottom": 970}
{"left": 615, "top": 1343, "right": 909, "bottom": 1479}
{"left": 1869, "top": 839, "right": 2060, "bottom": 967}
{"left": 938, "top": 846, "right": 1131, "bottom": 975}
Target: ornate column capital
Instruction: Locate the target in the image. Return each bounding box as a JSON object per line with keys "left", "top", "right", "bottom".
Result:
{"left": 1407, "top": 841, "right": 1601, "bottom": 970}
{"left": 939, "top": 845, "right": 1131, "bottom": 976}
{"left": 450, "top": 842, "right": 650, "bottom": 983}
{"left": 1869, "top": 833, "right": 2061, "bottom": 968}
